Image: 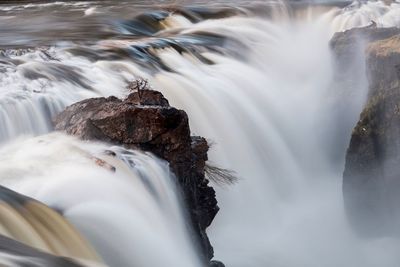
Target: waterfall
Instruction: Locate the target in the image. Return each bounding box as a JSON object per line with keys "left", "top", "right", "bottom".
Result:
{"left": 144, "top": 2, "right": 400, "bottom": 266}
{"left": 0, "top": 133, "right": 201, "bottom": 267}
{"left": 0, "top": 1, "right": 400, "bottom": 267}
{"left": 147, "top": 10, "right": 400, "bottom": 267}
{"left": 0, "top": 186, "right": 102, "bottom": 267}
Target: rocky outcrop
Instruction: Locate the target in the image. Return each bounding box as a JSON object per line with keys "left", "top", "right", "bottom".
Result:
{"left": 333, "top": 26, "right": 400, "bottom": 235}
{"left": 54, "top": 89, "right": 219, "bottom": 264}
{"left": 331, "top": 26, "right": 400, "bottom": 64}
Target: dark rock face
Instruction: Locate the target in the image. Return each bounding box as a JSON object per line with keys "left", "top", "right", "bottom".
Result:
{"left": 335, "top": 26, "right": 400, "bottom": 235}
{"left": 54, "top": 90, "right": 219, "bottom": 263}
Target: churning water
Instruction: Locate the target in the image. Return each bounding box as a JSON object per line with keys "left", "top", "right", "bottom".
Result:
{"left": 1, "top": 0, "right": 400, "bottom": 266}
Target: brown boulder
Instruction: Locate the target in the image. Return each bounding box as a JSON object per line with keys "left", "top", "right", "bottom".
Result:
{"left": 54, "top": 90, "right": 218, "bottom": 262}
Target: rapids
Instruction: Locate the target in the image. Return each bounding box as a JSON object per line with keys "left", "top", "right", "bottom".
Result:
{"left": 0, "top": 0, "right": 400, "bottom": 267}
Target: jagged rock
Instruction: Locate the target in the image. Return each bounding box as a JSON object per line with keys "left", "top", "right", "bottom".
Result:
{"left": 54, "top": 90, "right": 219, "bottom": 263}
{"left": 335, "top": 26, "right": 400, "bottom": 235}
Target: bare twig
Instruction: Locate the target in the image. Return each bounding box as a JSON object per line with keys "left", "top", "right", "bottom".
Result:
{"left": 205, "top": 163, "right": 239, "bottom": 186}
{"left": 127, "top": 78, "right": 151, "bottom": 104}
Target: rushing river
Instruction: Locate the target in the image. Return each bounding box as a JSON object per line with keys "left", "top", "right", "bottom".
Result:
{"left": 1, "top": 0, "right": 400, "bottom": 266}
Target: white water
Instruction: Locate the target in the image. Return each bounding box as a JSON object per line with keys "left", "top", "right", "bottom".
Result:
{"left": 0, "top": 47, "right": 139, "bottom": 141}
{"left": 331, "top": 0, "right": 400, "bottom": 31}
{"left": 0, "top": 1, "right": 400, "bottom": 267}
{"left": 147, "top": 3, "right": 400, "bottom": 267}
{"left": 0, "top": 133, "right": 201, "bottom": 267}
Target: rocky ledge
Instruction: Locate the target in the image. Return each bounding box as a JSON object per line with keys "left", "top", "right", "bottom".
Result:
{"left": 332, "top": 26, "right": 400, "bottom": 236}
{"left": 54, "top": 89, "right": 221, "bottom": 265}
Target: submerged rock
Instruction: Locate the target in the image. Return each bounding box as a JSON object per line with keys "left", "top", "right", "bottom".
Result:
{"left": 0, "top": 234, "right": 88, "bottom": 267}
{"left": 54, "top": 89, "right": 219, "bottom": 264}
{"left": 334, "top": 26, "right": 400, "bottom": 235}
{"left": 0, "top": 186, "right": 101, "bottom": 267}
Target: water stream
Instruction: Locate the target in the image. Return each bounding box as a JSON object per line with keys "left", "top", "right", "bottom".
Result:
{"left": 0, "top": 1, "right": 400, "bottom": 266}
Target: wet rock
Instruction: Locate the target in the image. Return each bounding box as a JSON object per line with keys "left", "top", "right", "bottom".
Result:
{"left": 103, "top": 150, "right": 117, "bottom": 157}
{"left": 330, "top": 26, "right": 400, "bottom": 62}
{"left": 334, "top": 26, "right": 400, "bottom": 235}
{"left": 54, "top": 89, "right": 219, "bottom": 263}
{"left": 0, "top": 186, "right": 100, "bottom": 266}
{"left": 125, "top": 88, "right": 170, "bottom": 106}
{"left": 326, "top": 26, "right": 400, "bottom": 170}
{"left": 210, "top": 260, "right": 225, "bottom": 267}
{"left": 0, "top": 234, "right": 86, "bottom": 267}
{"left": 91, "top": 156, "right": 116, "bottom": 172}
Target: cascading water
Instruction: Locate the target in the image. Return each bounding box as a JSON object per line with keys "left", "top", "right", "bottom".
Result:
{"left": 133, "top": 1, "right": 400, "bottom": 266}
{"left": 0, "top": 133, "right": 201, "bottom": 267}
{"left": 1, "top": 0, "right": 400, "bottom": 267}
{"left": 148, "top": 7, "right": 400, "bottom": 267}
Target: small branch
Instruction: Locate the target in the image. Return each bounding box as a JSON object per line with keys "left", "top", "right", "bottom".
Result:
{"left": 127, "top": 78, "right": 151, "bottom": 105}
{"left": 205, "top": 163, "right": 239, "bottom": 186}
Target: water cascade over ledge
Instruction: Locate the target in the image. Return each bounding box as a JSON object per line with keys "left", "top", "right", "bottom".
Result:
{"left": 0, "top": 1, "right": 400, "bottom": 267}
{"left": 0, "top": 133, "right": 202, "bottom": 267}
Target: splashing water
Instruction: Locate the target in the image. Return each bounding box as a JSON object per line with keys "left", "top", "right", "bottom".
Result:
{"left": 0, "top": 1, "right": 400, "bottom": 267}
{"left": 145, "top": 2, "right": 400, "bottom": 267}
{"left": 0, "top": 133, "right": 201, "bottom": 267}
{"left": 331, "top": 0, "right": 400, "bottom": 31}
